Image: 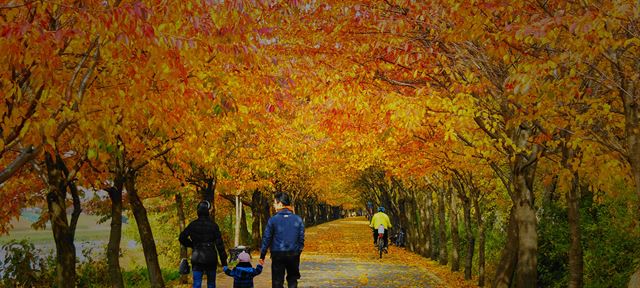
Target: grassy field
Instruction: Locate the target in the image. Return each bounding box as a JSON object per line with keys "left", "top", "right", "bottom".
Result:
{"left": 0, "top": 214, "right": 149, "bottom": 269}
{"left": 0, "top": 214, "right": 112, "bottom": 244}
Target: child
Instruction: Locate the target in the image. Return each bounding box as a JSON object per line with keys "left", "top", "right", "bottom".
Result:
{"left": 223, "top": 251, "right": 263, "bottom": 288}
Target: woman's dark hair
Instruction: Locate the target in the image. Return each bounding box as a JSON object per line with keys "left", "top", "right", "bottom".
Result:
{"left": 197, "top": 200, "right": 211, "bottom": 217}
{"left": 274, "top": 192, "right": 291, "bottom": 206}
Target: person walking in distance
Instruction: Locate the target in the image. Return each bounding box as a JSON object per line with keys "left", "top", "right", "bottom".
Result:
{"left": 259, "top": 192, "right": 305, "bottom": 288}
{"left": 179, "top": 200, "right": 228, "bottom": 288}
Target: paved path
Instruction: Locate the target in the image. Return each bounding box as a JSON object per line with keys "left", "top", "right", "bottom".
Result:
{"left": 215, "top": 217, "right": 442, "bottom": 288}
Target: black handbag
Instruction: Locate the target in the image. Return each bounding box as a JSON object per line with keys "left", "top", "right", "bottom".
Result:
{"left": 179, "top": 258, "right": 190, "bottom": 275}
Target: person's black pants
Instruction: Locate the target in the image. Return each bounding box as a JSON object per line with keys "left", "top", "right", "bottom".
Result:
{"left": 372, "top": 229, "right": 388, "bottom": 248}
{"left": 271, "top": 253, "right": 301, "bottom": 288}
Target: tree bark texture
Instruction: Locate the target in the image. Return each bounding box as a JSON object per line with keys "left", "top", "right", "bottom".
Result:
{"left": 493, "top": 207, "right": 517, "bottom": 288}
{"left": 44, "top": 152, "right": 76, "bottom": 288}
{"left": 448, "top": 185, "right": 461, "bottom": 272}
{"left": 461, "top": 194, "right": 475, "bottom": 280}
{"left": 513, "top": 160, "right": 538, "bottom": 288}
{"left": 437, "top": 187, "right": 448, "bottom": 265}
{"left": 107, "top": 182, "right": 125, "bottom": 288}
{"left": 176, "top": 192, "right": 188, "bottom": 284}
{"left": 566, "top": 171, "right": 584, "bottom": 288}
{"left": 427, "top": 189, "right": 438, "bottom": 260}
{"left": 473, "top": 192, "right": 485, "bottom": 287}
{"left": 613, "top": 51, "right": 640, "bottom": 286}
{"left": 560, "top": 135, "right": 584, "bottom": 288}
{"left": 125, "top": 175, "right": 165, "bottom": 288}
{"left": 251, "top": 190, "right": 263, "bottom": 249}
{"left": 241, "top": 204, "right": 251, "bottom": 245}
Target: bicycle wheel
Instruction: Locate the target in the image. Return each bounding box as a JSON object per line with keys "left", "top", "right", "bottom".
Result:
{"left": 378, "top": 238, "right": 384, "bottom": 259}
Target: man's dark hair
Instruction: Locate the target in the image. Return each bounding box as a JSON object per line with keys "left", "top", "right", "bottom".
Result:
{"left": 274, "top": 192, "right": 291, "bottom": 206}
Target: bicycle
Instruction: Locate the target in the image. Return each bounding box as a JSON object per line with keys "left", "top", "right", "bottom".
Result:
{"left": 390, "top": 227, "right": 405, "bottom": 247}
{"left": 375, "top": 225, "right": 386, "bottom": 259}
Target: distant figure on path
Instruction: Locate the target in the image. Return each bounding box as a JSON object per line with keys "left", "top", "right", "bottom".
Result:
{"left": 223, "top": 251, "right": 263, "bottom": 288}
{"left": 370, "top": 206, "right": 392, "bottom": 252}
{"left": 366, "top": 201, "right": 374, "bottom": 220}
{"left": 259, "top": 192, "right": 305, "bottom": 288}
{"left": 179, "top": 200, "right": 228, "bottom": 288}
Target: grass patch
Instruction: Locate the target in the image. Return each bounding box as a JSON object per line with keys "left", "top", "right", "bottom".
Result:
{"left": 0, "top": 215, "right": 111, "bottom": 245}
{"left": 123, "top": 267, "right": 181, "bottom": 287}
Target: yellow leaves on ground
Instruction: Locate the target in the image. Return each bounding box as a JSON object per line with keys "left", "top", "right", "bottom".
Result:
{"left": 358, "top": 273, "right": 369, "bottom": 286}
{"left": 303, "top": 217, "right": 478, "bottom": 288}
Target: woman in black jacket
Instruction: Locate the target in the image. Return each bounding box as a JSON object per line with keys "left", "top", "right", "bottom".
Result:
{"left": 179, "top": 200, "right": 228, "bottom": 288}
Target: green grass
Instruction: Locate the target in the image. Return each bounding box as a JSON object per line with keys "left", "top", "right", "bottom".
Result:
{"left": 0, "top": 214, "right": 112, "bottom": 244}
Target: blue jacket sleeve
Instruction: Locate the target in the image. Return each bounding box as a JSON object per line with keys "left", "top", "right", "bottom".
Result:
{"left": 253, "top": 264, "right": 263, "bottom": 276}
{"left": 297, "top": 217, "right": 305, "bottom": 252}
{"left": 260, "top": 217, "right": 273, "bottom": 259}
{"left": 223, "top": 266, "right": 233, "bottom": 277}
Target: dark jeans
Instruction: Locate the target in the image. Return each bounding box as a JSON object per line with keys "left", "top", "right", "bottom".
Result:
{"left": 271, "top": 253, "right": 301, "bottom": 288}
{"left": 373, "top": 229, "right": 388, "bottom": 248}
{"left": 193, "top": 269, "right": 216, "bottom": 288}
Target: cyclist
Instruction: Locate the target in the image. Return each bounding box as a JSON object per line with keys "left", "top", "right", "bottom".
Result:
{"left": 369, "top": 206, "right": 392, "bottom": 252}
{"left": 366, "top": 201, "right": 374, "bottom": 221}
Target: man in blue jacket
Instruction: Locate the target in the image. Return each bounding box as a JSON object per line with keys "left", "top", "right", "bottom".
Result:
{"left": 259, "top": 192, "right": 305, "bottom": 288}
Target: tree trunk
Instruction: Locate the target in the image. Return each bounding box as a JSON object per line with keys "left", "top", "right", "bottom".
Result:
{"left": 261, "top": 192, "right": 270, "bottom": 236}
{"left": 461, "top": 195, "right": 474, "bottom": 280}
{"left": 251, "top": 190, "right": 263, "bottom": 249}
{"left": 567, "top": 172, "right": 584, "bottom": 288}
{"left": 44, "top": 152, "right": 76, "bottom": 288}
{"left": 234, "top": 195, "right": 241, "bottom": 247}
{"left": 437, "top": 187, "right": 448, "bottom": 265}
{"left": 448, "top": 185, "right": 460, "bottom": 272}
{"left": 409, "top": 190, "right": 420, "bottom": 253}
{"left": 473, "top": 192, "right": 485, "bottom": 287}
{"left": 125, "top": 175, "right": 164, "bottom": 288}
{"left": 106, "top": 182, "right": 125, "bottom": 288}
{"left": 402, "top": 195, "right": 414, "bottom": 252}
{"left": 513, "top": 167, "right": 538, "bottom": 288}
{"left": 617, "top": 55, "right": 640, "bottom": 286}
{"left": 496, "top": 124, "right": 539, "bottom": 288}
{"left": 630, "top": 269, "right": 640, "bottom": 288}
{"left": 543, "top": 174, "right": 559, "bottom": 209}
{"left": 427, "top": 189, "right": 438, "bottom": 260}
{"left": 176, "top": 192, "right": 188, "bottom": 284}
{"left": 241, "top": 202, "right": 251, "bottom": 245}
{"left": 419, "top": 195, "right": 430, "bottom": 256}
{"left": 493, "top": 207, "right": 517, "bottom": 288}
{"left": 68, "top": 182, "right": 82, "bottom": 241}
{"left": 560, "top": 136, "right": 584, "bottom": 288}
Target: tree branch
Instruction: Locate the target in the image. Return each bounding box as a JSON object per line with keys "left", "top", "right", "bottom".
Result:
{"left": 219, "top": 193, "right": 252, "bottom": 206}
{"left": 131, "top": 146, "right": 172, "bottom": 172}
{"left": 1, "top": 85, "right": 43, "bottom": 156}
{"left": 0, "top": 145, "right": 40, "bottom": 184}
{"left": 67, "top": 37, "right": 99, "bottom": 102}
{"left": 76, "top": 37, "right": 100, "bottom": 104}
{"left": 374, "top": 70, "right": 426, "bottom": 89}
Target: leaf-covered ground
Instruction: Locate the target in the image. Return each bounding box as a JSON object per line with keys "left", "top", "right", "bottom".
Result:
{"left": 209, "top": 217, "right": 478, "bottom": 287}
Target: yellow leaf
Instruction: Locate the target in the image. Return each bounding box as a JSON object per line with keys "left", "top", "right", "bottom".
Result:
{"left": 358, "top": 273, "right": 368, "bottom": 285}
{"left": 624, "top": 37, "right": 640, "bottom": 47}
{"left": 88, "top": 148, "right": 97, "bottom": 160}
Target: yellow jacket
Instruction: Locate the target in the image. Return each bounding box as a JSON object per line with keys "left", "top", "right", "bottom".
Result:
{"left": 370, "top": 212, "right": 392, "bottom": 229}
